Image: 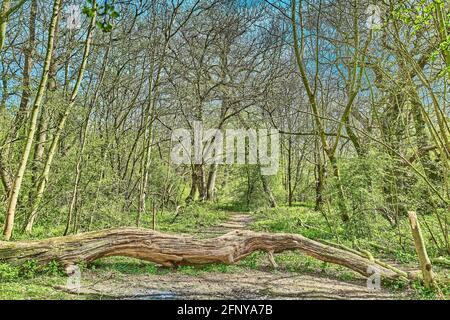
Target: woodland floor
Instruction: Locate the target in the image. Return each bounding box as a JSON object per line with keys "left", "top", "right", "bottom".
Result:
{"left": 47, "top": 212, "right": 415, "bottom": 300}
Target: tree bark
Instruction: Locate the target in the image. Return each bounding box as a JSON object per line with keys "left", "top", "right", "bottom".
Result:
{"left": 408, "top": 211, "right": 435, "bottom": 288}
{"left": 0, "top": 228, "right": 408, "bottom": 281}
{"left": 0, "top": 153, "right": 11, "bottom": 198}
{"left": 186, "top": 167, "right": 198, "bottom": 203}
{"left": 3, "top": 0, "right": 62, "bottom": 240}
{"left": 197, "top": 164, "right": 206, "bottom": 201}
{"left": 0, "top": 0, "right": 10, "bottom": 52}
{"left": 0, "top": 0, "right": 27, "bottom": 52}
{"left": 287, "top": 137, "right": 293, "bottom": 206}
{"left": 14, "top": 0, "right": 38, "bottom": 135}
{"left": 206, "top": 164, "right": 218, "bottom": 201}
{"left": 261, "top": 174, "right": 277, "bottom": 208}
{"left": 315, "top": 161, "right": 325, "bottom": 212}
{"left": 314, "top": 138, "right": 325, "bottom": 211}
{"left": 28, "top": 109, "right": 48, "bottom": 207}
{"left": 28, "top": 5, "right": 62, "bottom": 206}
{"left": 137, "top": 72, "right": 157, "bottom": 227}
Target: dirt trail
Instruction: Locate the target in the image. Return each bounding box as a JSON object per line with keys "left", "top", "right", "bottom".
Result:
{"left": 201, "top": 212, "right": 254, "bottom": 238}
{"left": 77, "top": 269, "right": 405, "bottom": 300}
{"left": 69, "top": 211, "right": 410, "bottom": 300}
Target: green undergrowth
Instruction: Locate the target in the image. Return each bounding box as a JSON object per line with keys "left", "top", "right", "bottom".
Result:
{"left": 9, "top": 203, "right": 229, "bottom": 241}
{"left": 0, "top": 261, "right": 75, "bottom": 300}
{"left": 0, "top": 278, "right": 77, "bottom": 300}
{"left": 251, "top": 206, "right": 446, "bottom": 264}
{"left": 147, "top": 203, "right": 229, "bottom": 234}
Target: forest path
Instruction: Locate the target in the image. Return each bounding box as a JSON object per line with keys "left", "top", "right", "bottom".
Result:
{"left": 66, "top": 210, "right": 411, "bottom": 300}
{"left": 200, "top": 212, "right": 254, "bottom": 238}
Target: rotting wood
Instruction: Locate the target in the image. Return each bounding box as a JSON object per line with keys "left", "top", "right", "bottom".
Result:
{"left": 0, "top": 228, "right": 409, "bottom": 281}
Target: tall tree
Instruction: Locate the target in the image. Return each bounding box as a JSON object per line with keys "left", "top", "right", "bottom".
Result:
{"left": 2, "top": 0, "right": 62, "bottom": 240}
{"left": 25, "top": 0, "right": 98, "bottom": 233}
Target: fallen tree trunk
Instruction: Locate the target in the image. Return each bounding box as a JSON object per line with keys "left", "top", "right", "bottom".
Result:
{"left": 0, "top": 228, "right": 408, "bottom": 281}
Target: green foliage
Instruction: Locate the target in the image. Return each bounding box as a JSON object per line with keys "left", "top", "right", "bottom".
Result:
{"left": 0, "top": 279, "right": 77, "bottom": 300}
{"left": 252, "top": 205, "right": 446, "bottom": 267}
{"left": 147, "top": 203, "right": 229, "bottom": 234}
{"left": 393, "top": 0, "right": 450, "bottom": 77}
{"left": 92, "top": 257, "right": 237, "bottom": 276}
{"left": 252, "top": 206, "right": 336, "bottom": 240}
{"left": 42, "top": 260, "right": 64, "bottom": 277}
{"left": 0, "top": 263, "right": 19, "bottom": 282}
{"left": 411, "top": 279, "right": 450, "bottom": 300}
{"left": 17, "top": 260, "right": 65, "bottom": 278}
{"left": 19, "top": 260, "right": 39, "bottom": 278}
{"left": 83, "top": 0, "right": 119, "bottom": 33}
{"left": 0, "top": 260, "right": 64, "bottom": 283}
{"left": 228, "top": 165, "right": 285, "bottom": 211}
{"left": 239, "top": 252, "right": 261, "bottom": 270}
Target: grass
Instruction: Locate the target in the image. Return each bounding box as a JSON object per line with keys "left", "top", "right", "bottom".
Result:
{"left": 5, "top": 202, "right": 230, "bottom": 242}
{"left": 0, "top": 261, "right": 79, "bottom": 300}
{"left": 149, "top": 204, "right": 229, "bottom": 234}
{"left": 90, "top": 256, "right": 242, "bottom": 276}
{"left": 0, "top": 278, "right": 77, "bottom": 300}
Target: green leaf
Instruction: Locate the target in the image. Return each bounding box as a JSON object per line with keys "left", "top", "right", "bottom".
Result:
{"left": 110, "top": 10, "right": 119, "bottom": 19}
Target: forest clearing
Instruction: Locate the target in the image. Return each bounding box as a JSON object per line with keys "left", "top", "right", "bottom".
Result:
{"left": 0, "top": 0, "right": 449, "bottom": 301}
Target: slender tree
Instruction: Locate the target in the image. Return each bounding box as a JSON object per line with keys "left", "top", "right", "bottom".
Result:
{"left": 25, "top": 0, "right": 98, "bottom": 233}
{"left": 2, "top": 0, "right": 62, "bottom": 240}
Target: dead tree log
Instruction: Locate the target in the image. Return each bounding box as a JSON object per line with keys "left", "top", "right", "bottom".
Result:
{"left": 0, "top": 228, "right": 408, "bottom": 280}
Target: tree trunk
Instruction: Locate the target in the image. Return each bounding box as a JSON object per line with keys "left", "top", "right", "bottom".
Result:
{"left": 345, "top": 118, "right": 365, "bottom": 157}
{"left": 0, "top": 153, "right": 10, "bottom": 198}
{"left": 287, "top": 137, "right": 293, "bottom": 206}
{"left": 14, "top": 0, "right": 38, "bottom": 135}
{"left": 63, "top": 38, "right": 111, "bottom": 235}
{"left": 408, "top": 211, "right": 435, "bottom": 289}
{"left": 28, "top": 109, "right": 48, "bottom": 207}
{"left": 186, "top": 168, "right": 198, "bottom": 202}
{"left": 27, "top": 6, "right": 62, "bottom": 206}
{"left": 330, "top": 155, "right": 350, "bottom": 222}
{"left": 315, "top": 162, "right": 325, "bottom": 212}
{"left": 0, "top": 228, "right": 408, "bottom": 281}
{"left": 261, "top": 174, "right": 277, "bottom": 208}
{"left": 137, "top": 86, "right": 156, "bottom": 227}
{"left": 197, "top": 164, "right": 206, "bottom": 201}
{"left": 0, "top": 0, "right": 27, "bottom": 51}
{"left": 206, "top": 164, "right": 218, "bottom": 201}
{"left": 314, "top": 139, "right": 325, "bottom": 211}
{"left": 0, "top": 0, "right": 12, "bottom": 52}
{"left": 3, "top": 0, "right": 62, "bottom": 240}
{"left": 64, "top": 113, "right": 91, "bottom": 236}
{"left": 291, "top": 0, "right": 369, "bottom": 223}
{"left": 25, "top": 2, "right": 97, "bottom": 233}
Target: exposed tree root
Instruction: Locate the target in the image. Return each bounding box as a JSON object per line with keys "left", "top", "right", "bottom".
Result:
{"left": 0, "top": 228, "right": 410, "bottom": 281}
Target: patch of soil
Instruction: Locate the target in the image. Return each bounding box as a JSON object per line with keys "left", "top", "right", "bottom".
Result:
{"left": 69, "top": 269, "right": 409, "bottom": 300}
